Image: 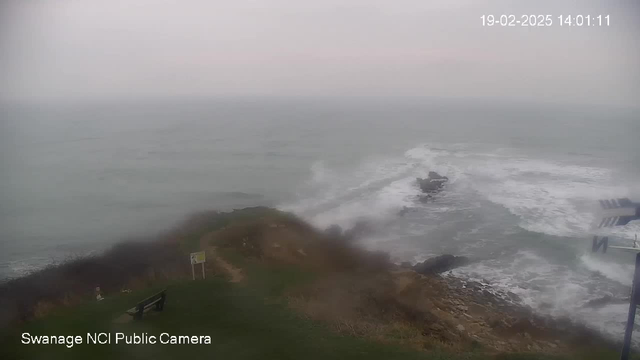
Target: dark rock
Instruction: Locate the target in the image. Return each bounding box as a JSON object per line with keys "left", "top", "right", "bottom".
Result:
{"left": 416, "top": 172, "right": 449, "bottom": 194}
{"left": 413, "top": 254, "right": 470, "bottom": 275}
{"left": 428, "top": 171, "right": 447, "bottom": 180}
{"left": 416, "top": 178, "right": 443, "bottom": 193}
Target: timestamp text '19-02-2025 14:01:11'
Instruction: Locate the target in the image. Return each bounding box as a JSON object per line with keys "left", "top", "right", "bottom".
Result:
{"left": 481, "top": 14, "right": 610, "bottom": 27}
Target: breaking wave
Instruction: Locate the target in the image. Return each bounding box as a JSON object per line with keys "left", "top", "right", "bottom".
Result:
{"left": 285, "top": 143, "right": 638, "bottom": 239}
{"left": 281, "top": 146, "right": 460, "bottom": 229}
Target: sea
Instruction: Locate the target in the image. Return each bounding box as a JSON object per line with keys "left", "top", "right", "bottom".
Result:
{"left": 1, "top": 97, "right": 639, "bottom": 341}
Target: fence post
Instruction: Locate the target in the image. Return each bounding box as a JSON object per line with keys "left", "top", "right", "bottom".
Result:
{"left": 621, "top": 253, "right": 640, "bottom": 360}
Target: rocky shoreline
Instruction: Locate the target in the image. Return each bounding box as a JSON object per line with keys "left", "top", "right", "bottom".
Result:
{"left": 209, "top": 209, "right": 620, "bottom": 355}
{"left": 389, "top": 265, "right": 614, "bottom": 353}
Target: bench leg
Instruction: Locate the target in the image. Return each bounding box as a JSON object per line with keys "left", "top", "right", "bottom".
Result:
{"left": 134, "top": 304, "right": 143, "bottom": 320}
{"left": 156, "top": 293, "right": 166, "bottom": 311}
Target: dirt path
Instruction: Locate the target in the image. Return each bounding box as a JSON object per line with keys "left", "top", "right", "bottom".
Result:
{"left": 199, "top": 232, "right": 244, "bottom": 283}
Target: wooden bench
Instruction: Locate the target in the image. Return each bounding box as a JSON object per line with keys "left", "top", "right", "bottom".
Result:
{"left": 126, "top": 289, "right": 167, "bottom": 320}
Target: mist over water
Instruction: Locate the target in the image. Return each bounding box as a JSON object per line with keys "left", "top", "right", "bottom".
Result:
{"left": 1, "top": 98, "right": 639, "bottom": 341}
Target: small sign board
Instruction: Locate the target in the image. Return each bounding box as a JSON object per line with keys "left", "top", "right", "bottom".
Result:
{"left": 189, "top": 251, "right": 206, "bottom": 280}
{"left": 190, "top": 251, "right": 206, "bottom": 265}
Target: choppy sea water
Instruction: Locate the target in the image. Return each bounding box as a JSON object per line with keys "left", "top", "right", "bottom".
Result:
{"left": 1, "top": 98, "right": 639, "bottom": 341}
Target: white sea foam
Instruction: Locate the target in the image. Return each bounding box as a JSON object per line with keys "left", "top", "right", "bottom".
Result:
{"left": 281, "top": 145, "right": 459, "bottom": 229}
{"left": 453, "top": 249, "right": 639, "bottom": 343}
{"left": 463, "top": 156, "right": 635, "bottom": 238}
{"left": 309, "top": 160, "right": 333, "bottom": 184}
{"left": 580, "top": 253, "right": 634, "bottom": 285}
{"left": 286, "top": 143, "right": 637, "bottom": 240}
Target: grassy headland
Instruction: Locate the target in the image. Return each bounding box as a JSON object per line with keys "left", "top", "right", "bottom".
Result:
{"left": 0, "top": 207, "right": 634, "bottom": 359}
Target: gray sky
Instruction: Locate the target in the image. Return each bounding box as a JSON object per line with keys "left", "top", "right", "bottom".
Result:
{"left": 1, "top": 0, "right": 638, "bottom": 106}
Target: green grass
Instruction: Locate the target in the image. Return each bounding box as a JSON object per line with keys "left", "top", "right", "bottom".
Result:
{"left": 2, "top": 209, "right": 637, "bottom": 360}
{"left": 218, "top": 247, "right": 318, "bottom": 297}
{"left": 2, "top": 262, "right": 630, "bottom": 360}
{"left": 0, "top": 276, "right": 439, "bottom": 360}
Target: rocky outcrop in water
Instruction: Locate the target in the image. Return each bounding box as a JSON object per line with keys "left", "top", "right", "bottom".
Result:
{"left": 417, "top": 195, "right": 433, "bottom": 203}
{"left": 412, "top": 254, "right": 470, "bottom": 274}
{"left": 416, "top": 171, "right": 449, "bottom": 194}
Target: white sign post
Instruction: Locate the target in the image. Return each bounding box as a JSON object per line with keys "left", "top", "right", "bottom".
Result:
{"left": 190, "top": 251, "right": 206, "bottom": 280}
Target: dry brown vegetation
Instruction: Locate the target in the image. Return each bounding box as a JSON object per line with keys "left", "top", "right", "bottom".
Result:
{"left": 203, "top": 209, "right": 619, "bottom": 356}
{"left": 0, "top": 237, "right": 189, "bottom": 328}
{"left": 208, "top": 212, "right": 392, "bottom": 274}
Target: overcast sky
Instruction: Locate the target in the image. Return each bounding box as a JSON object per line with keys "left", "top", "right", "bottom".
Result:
{"left": 1, "top": 0, "right": 638, "bottom": 106}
